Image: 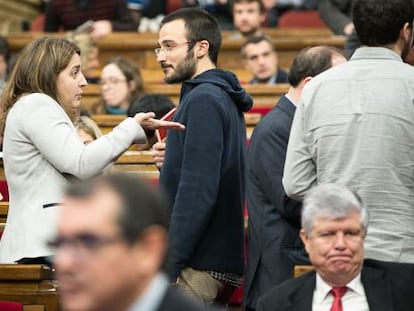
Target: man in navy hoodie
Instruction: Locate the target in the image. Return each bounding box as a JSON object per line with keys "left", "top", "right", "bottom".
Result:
{"left": 155, "top": 7, "right": 253, "bottom": 306}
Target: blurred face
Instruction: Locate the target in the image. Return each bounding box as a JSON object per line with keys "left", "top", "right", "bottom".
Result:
{"left": 157, "top": 19, "right": 197, "bottom": 84}
{"left": 100, "top": 63, "right": 134, "bottom": 110}
{"left": 233, "top": 2, "right": 265, "bottom": 37}
{"left": 300, "top": 211, "right": 365, "bottom": 286}
{"left": 56, "top": 54, "right": 87, "bottom": 109}
{"left": 54, "top": 188, "right": 146, "bottom": 311}
{"left": 243, "top": 40, "right": 277, "bottom": 82}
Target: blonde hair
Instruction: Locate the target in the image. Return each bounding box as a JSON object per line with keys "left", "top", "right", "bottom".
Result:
{"left": 74, "top": 115, "right": 102, "bottom": 141}
{"left": 0, "top": 37, "right": 80, "bottom": 133}
{"left": 66, "top": 32, "right": 97, "bottom": 73}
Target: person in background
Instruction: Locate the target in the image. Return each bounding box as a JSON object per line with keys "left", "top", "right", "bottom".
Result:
{"left": 230, "top": 0, "right": 265, "bottom": 39}
{"left": 318, "top": 0, "right": 352, "bottom": 36}
{"left": 257, "top": 183, "right": 414, "bottom": 311}
{"left": 44, "top": 0, "right": 138, "bottom": 40}
{"left": 52, "top": 173, "right": 213, "bottom": 311}
{"left": 0, "top": 36, "right": 10, "bottom": 93}
{"left": 241, "top": 34, "right": 288, "bottom": 84}
{"left": 74, "top": 115, "right": 102, "bottom": 145}
{"left": 244, "top": 45, "right": 346, "bottom": 311}
{"left": 156, "top": 7, "right": 252, "bottom": 305}
{"left": 0, "top": 37, "right": 184, "bottom": 265}
{"left": 284, "top": 0, "right": 414, "bottom": 264}
{"left": 262, "top": 0, "right": 317, "bottom": 27}
{"left": 127, "top": 94, "right": 175, "bottom": 150}
{"left": 182, "top": 0, "right": 233, "bottom": 30}
{"left": 91, "top": 56, "right": 144, "bottom": 115}
{"left": 317, "top": 0, "right": 359, "bottom": 58}
{"left": 66, "top": 32, "right": 100, "bottom": 83}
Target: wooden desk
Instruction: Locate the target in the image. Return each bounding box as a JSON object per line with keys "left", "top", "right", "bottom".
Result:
{"left": 0, "top": 201, "right": 8, "bottom": 223}
{"left": 0, "top": 264, "right": 59, "bottom": 311}
{"left": 81, "top": 83, "right": 288, "bottom": 112}
{"left": 294, "top": 265, "right": 314, "bottom": 278}
{"left": 7, "top": 31, "right": 345, "bottom": 71}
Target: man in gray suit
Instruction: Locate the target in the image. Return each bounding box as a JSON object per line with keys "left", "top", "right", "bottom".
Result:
{"left": 244, "top": 46, "right": 345, "bottom": 311}
{"left": 257, "top": 184, "right": 414, "bottom": 311}
{"left": 51, "top": 174, "right": 211, "bottom": 311}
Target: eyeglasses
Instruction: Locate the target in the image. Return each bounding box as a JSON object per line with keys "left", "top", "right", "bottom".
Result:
{"left": 154, "top": 41, "right": 193, "bottom": 56}
{"left": 48, "top": 233, "right": 125, "bottom": 257}
{"left": 99, "top": 78, "right": 127, "bottom": 87}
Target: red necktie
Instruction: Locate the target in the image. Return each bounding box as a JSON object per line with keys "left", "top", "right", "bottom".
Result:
{"left": 330, "top": 286, "right": 347, "bottom": 311}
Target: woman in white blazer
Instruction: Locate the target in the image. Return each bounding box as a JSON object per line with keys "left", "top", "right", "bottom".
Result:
{"left": 0, "top": 37, "right": 183, "bottom": 264}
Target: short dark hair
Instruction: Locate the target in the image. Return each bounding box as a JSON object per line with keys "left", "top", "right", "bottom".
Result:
{"left": 288, "top": 46, "right": 344, "bottom": 87}
{"left": 65, "top": 173, "right": 169, "bottom": 244}
{"left": 232, "top": 0, "right": 265, "bottom": 14}
{"left": 161, "top": 8, "right": 222, "bottom": 65}
{"left": 127, "top": 94, "right": 175, "bottom": 138}
{"left": 353, "top": 0, "right": 414, "bottom": 46}
{"left": 241, "top": 34, "right": 274, "bottom": 59}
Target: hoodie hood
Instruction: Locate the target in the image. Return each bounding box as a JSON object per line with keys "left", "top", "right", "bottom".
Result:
{"left": 184, "top": 69, "right": 253, "bottom": 112}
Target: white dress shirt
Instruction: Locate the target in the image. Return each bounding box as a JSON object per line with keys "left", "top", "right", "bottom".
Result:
{"left": 312, "top": 273, "right": 369, "bottom": 311}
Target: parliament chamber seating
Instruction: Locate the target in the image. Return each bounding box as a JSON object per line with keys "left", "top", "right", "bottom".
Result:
{"left": 0, "top": 264, "right": 58, "bottom": 311}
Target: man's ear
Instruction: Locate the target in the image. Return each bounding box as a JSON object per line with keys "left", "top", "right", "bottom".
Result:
{"left": 401, "top": 22, "right": 412, "bottom": 42}
{"left": 196, "top": 40, "right": 210, "bottom": 58}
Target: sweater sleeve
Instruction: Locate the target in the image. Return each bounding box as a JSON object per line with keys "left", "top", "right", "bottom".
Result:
{"left": 317, "top": 0, "right": 352, "bottom": 35}
{"left": 168, "top": 92, "right": 226, "bottom": 278}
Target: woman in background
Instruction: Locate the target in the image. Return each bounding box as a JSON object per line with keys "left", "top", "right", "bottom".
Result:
{"left": 0, "top": 37, "right": 183, "bottom": 264}
{"left": 92, "top": 56, "right": 143, "bottom": 114}
{"left": 74, "top": 115, "right": 102, "bottom": 144}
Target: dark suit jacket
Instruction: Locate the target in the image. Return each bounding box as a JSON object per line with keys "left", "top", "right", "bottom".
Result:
{"left": 244, "top": 96, "right": 309, "bottom": 309}
{"left": 318, "top": 0, "right": 352, "bottom": 35}
{"left": 257, "top": 259, "right": 414, "bottom": 311}
{"left": 158, "top": 286, "right": 216, "bottom": 310}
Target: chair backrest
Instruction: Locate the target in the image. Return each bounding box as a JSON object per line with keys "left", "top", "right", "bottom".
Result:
{"left": 278, "top": 10, "right": 327, "bottom": 28}
{"left": 294, "top": 265, "right": 315, "bottom": 277}
{"left": 0, "top": 301, "right": 23, "bottom": 311}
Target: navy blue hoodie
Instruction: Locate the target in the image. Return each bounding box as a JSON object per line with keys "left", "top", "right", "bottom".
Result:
{"left": 160, "top": 69, "right": 253, "bottom": 279}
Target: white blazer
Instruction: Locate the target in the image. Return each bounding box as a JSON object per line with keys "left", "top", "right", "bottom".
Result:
{"left": 0, "top": 93, "right": 146, "bottom": 263}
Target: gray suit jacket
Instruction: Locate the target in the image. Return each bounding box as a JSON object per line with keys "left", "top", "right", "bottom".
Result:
{"left": 257, "top": 259, "right": 414, "bottom": 311}
{"left": 0, "top": 93, "right": 146, "bottom": 263}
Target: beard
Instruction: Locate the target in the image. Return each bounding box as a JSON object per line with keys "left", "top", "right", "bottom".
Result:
{"left": 163, "top": 50, "right": 197, "bottom": 84}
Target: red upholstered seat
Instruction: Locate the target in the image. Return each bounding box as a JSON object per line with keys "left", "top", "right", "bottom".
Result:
{"left": 0, "top": 301, "right": 23, "bottom": 311}
{"left": 0, "top": 179, "right": 8, "bottom": 201}
{"left": 278, "top": 10, "right": 327, "bottom": 28}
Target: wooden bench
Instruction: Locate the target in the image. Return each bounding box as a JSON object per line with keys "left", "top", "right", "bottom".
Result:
{"left": 0, "top": 264, "right": 59, "bottom": 311}
{"left": 6, "top": 31, "right": 345, "bottom": 71}
{"left": 294, "top": 265, "right": 314, "bottom": 278}
{"left": 82, "top": 83, "right": 288, "bottom": 113}
{"left": 0, "top": 201, "right": 7, "bottom": 235}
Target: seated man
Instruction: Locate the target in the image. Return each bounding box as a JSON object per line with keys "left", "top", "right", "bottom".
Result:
{"left": 241, "top": 35, "right": 288, "bottom": 84}
{"left": 231, "top": 0, "right": 266, "bottom": 39}
{"left": 257, "top": 183, "right": 414, "bottom": 311}
{"left": 51, "top": 173, "right": 212, "bottom": 311}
